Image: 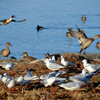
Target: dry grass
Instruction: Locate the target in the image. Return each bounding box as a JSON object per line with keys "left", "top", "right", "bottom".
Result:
{"left": 0, "top": 53, "right": 100, "bottom": 100}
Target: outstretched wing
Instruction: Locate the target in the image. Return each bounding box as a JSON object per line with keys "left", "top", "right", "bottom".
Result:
{"left": 0, "top": 19, "right": 7, "bottom": 22}
{"left": 11, "top": 19, "right": 26, "bottom": 22}
{"left": 68, "top": 28, "right": 88, "bottom": 45}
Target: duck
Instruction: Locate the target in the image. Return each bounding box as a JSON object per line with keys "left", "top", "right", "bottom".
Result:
{"left": 68, "top": 26, "right": 100, "bottom": 53}
{"left": 37, "top": 25, "right": 44, "bottom": 31}
{"left": 1, "top": 42, "right": 12, "bottom": 57}
{"left": 96, "top": 41, "right": 100, "bottom": 50}
{"left": 81, "top": 15, "right": 86, "bottom": 23}
{"left": 22, "top": 52, "right": 37, "bottom": 62}
{"left": 0, "top": 15, "right": 26, "bottom": 26}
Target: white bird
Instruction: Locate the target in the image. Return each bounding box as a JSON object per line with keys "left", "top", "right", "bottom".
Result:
{"left": 82, "top": 59, "right": 100, "bottom": 73}
{"left": 0, "top": 74, "right": 3, "bottom": 81}
{"left": 14, "top": 76, "right": 24, "bottom": 84}
{"left": 6, "top": 79, "right": 15, "bottom": 89}
{"left": 44, "top": 59, "right": 65, "bottom": 71}
{"left": 40, "top": 71, "right": 67, "bottom": 80}
{"left": 1, "top": 63, "right": 14, "bottom": 70}
{"left": 21, "top": 70, "right": 39, "bottom": 85}
{"left": 40, "top": 77, "right": 56, "bottom": 87}
{"left": 2, "top": 73, "right": 11, "bottom": 84}
{"left": 59, "top": 80, "right": 84, "bottom": 90}
{"left": 61, "top": 56, "right": 73, "bottom": 66}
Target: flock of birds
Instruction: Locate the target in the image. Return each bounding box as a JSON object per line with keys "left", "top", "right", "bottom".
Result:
{"left": 0, "top": 15, "right": 100, "bottom": 92}
{"left": 0, "top": 54, "right": 100, "bottom": 91}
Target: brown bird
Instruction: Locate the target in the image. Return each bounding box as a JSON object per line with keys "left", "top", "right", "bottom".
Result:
{"left": 96, "top": 41, "right": 100, "bottom": 50}
{"left": 0, "top": 15, "right": 26, "bottom": 26}
{"left": 66, "top": 32, "right": 72, "bottom": 39}
{"left": 81, "top": 15, "right": 86, "bottom": 23}
{"left": 22, "top": 52, "right": 37, "bottom": 62}
{"left": 1, "top": 42, "right": 12, "bottom": 57}
{"left": 68, "top": 27, "right": 100, "bottom": 53}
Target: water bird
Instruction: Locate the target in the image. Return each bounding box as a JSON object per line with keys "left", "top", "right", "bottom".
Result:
{"left": 81, "top": 15, "right": 86, "bottom": 23}
{"left": 22, "top": 52, "right": 37, "bottom": 62}
{"left": 2, "top": 73, "right": 11, "bottom": 84}
{"left": 6, "top": 79, "right": 15, "bottom": 89}
{"left": 82, "top": 59, "right": 100, "bottom": 73}
{"left": 68, "top": 27, "right": 100, "bottom": 53}
{"left": 44, "top": 59, "right": 65, "bottom": 71}
{"left": 40, "top": 77, "right": 56, "bottom": 87}
{"left": 66, "top": 32, "right": 72, "bottom": 39}
{"left": 96, "top": 41, "right": 100, "bottom": 50}
{"left": 37, "top": 25, "right": 44, "bottom": 31}
{"left": 0, "top": 74, "right": 3, "bottom": 81}
{"left": 1, "top": 42, "right": 12, "bottom": 58}
{"left": 0, "top": 15, "right": 26, "bottom": 26}
{"left": 61, "top": 56, "right": 73, "bottom": 66}
{"left": 59, "top": 80, "right": 84, "bottom": 90}
{"left": 40, "top": 71, "right": 67, "bottom": 80}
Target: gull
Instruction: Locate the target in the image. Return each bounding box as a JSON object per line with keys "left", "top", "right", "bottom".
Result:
{"left": 44, "top": 59, "right": 65, "bottom": 71}
{"left": 58, "top": 80, "right": 84, "bottom": 90}
{"left": 21, "top": 70, "right": 39, "bottom": 85}
{"left": 82, "top": 59, "right": 100, "bottom": 73}
{"left": 40, "top": 71, "right": 67, "bottom": 80}
{"left": 40, "top": 77, "right": 56, "bottom": 87}
{"left": 2, "top": 73, "right": 11, "bottom": 84}
{"left": 14, "top": 76, "right": 24, "bottom": 85}
{"left": 0, "top": 74, "right": 3, "bottom": 81}
{"left": 61, "top": 56, "right": 73, "bottom": 66}
{"left": 4, "top": 63, "right": 14, "bottom": 70}
{"left": 6, "top": 79, "right": 15, "bottom": 89}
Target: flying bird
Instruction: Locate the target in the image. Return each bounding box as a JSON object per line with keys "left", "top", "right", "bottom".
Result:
{"left": 68, "top": 26, "right": 100, "bottom": 53}
{"left": 0, "top": 15, "right": 26, "bottom": 26}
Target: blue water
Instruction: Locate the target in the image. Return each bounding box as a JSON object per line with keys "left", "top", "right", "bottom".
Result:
{"left": 0, "top": 0, "right": 100, "bottom": 59}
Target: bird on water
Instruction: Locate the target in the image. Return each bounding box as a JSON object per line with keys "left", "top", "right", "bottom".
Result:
{"left": 0, "top": 15, "right": 26, "bottom": 26}
{"left": 68, "top": 26, "right": 100, "bottom": 53}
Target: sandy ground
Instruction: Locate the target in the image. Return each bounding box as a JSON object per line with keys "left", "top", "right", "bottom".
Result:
{"left": 0, "top": 53, "right": 100, "bottom": 100}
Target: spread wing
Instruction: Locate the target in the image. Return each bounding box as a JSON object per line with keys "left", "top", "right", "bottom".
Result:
{"left": 11, "top": 19, "right": 26, "bottom": 22}
{"left": 0, "top": 19, "right": 7, "bottom": 22}
{"left": 68, "top": 28, "right": 88, "bottom": 45}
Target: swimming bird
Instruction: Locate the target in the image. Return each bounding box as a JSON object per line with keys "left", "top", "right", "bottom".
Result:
{"left": 37, "top": 25, "right": 44, "bottom": 31}
{"left": 0, "top": 15, "right": 26, "bottom": 26}
{"left": 61, "top": 56, "right": 73, "bottom": 66}
{"left": 1, "top": 42, "right": 12, "bottom": 57}
{"left": 68, "top": 27, "right": 100, "bottom": 53}
{"left": 81, "top": 15, "right": 86, "bottom": 23}
{"left": 44, "top": 59, "right": 65, "bottom": 71}
{"left": 22, "top": 52, "right": 37, "bottom": 62}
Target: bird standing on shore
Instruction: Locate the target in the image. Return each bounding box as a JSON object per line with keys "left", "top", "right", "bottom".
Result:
{"left": 0, "top": 15, "right": 26, "bottom": 26}
{"left": 1, "top": 42, "right": 12, "bottom": 58}
{"left": 22, "top": 52, "right": 37, "bottom": 62}
{"left": 68, "top": 27, "right": 100, "bottom": 53}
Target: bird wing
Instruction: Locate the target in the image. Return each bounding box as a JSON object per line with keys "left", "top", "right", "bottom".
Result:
{"left": 11, "top": 19, "right": 26, "bottom": 22}
{"left": 68, "top": 28, "right": 88, "bottom": 45}
{"left": 0, "top": 19, "right": 7, "bottom": 22}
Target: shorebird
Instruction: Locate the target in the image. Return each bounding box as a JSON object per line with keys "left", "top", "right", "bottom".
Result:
{"left": 22, "top": 52, "right": 37, "bottom": 62}
{"left": 44, "top": 59, "right": 65, "bottom": 71}
{"left": 68, "top": 26, "right": 100, "bottom": 53}
{"left": 1, "top": 42, "right": 12, "bottom": 58}
{"left": 61, "top": 56, "right": 73, "bottom": 66}
{"left": 0, "top": 15, "right": 26, "bottom": 26}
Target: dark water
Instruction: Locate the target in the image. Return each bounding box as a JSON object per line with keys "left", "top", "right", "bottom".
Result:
{"left": 0, "top": 0, "right": 100, "bottom": 59}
